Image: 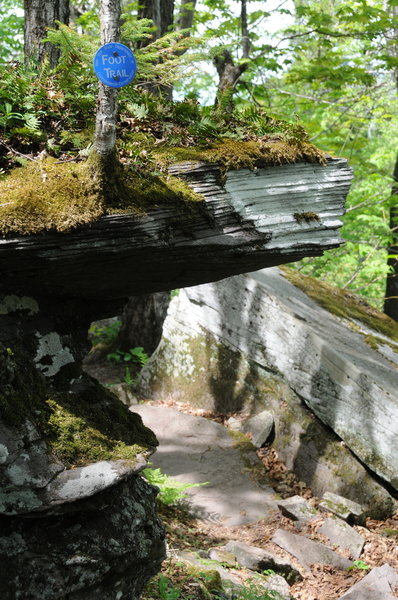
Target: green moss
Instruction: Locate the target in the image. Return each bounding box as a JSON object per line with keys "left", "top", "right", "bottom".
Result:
{"left": 281, "top": 266, "right": 398, "bottom": 342}
{"left": 293, "top": 211, "right": 320, "bottom": 223}
{"left": 0, "top": 339, "right": 157, "bottom": 466}
{"left": 382, "top": 528, "right": 398, "bottom": 537}
{"left": 0, "top": 156, "right": 204, "bottom": 235}
{"left": 46, "top": 398, "right": 146, "bottom": 465}
{"left": 156, "top": 137, "right": 326, "bottom": 172}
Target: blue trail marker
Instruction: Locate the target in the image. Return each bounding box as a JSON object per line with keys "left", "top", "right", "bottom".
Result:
{"left": 93, "top": 42, "right": 137, "bottom": 89}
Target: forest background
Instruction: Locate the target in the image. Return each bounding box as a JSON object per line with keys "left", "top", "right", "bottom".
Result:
{"left": 1, "top": 0, "right": 398, "bottom": 317}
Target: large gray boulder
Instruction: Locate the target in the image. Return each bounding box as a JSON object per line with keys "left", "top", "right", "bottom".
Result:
{"left": 0, "top": 293, "right": 165, "bottom": 598}
{"left": 0, "top": 475, "right": 165, "bottom": 600}
{"left": 139, "top": 268, "right": 398, "bottom": 516}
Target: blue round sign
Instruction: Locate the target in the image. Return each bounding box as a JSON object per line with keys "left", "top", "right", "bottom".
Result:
{"left": 93, "top": 42, "right": 137, "bottom": 89}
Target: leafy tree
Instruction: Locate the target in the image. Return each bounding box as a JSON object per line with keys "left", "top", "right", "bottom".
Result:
{"left": 0, "top": 0, "right": 23, "bottom": 64}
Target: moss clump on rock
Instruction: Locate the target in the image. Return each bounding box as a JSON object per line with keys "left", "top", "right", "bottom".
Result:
{"left": 281, "top": 266, "right": 398, "bottom": 342}
{"left": 46, "top": 398, "right": 148, "bottom": 466}
{"left": 156, "top": 137, "right": 326, "bottom": 173}
{"left": 0, "top": 156, "right": 204, "bottom": 235}
{"left": 0, "top": 339, "right": 157, "bottom": 467}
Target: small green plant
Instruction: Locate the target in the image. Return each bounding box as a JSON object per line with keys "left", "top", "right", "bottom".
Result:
{"left": 157, "top": 575, "right": 181, "bottom": 600}
{"left": 89, "top": 320, "right": 121, "bottom": 346}
{"left": 106, "top": 346, "right": 149, "bottom": 366}
{"left": 225, "top": 579, "right": 286, "bottom": 600}
{"left": 347, "top": 560, "right": 371, "bottom": 571}
{"left": 123, "top": 366, "right": 136, "bottom": 385}
{"left": 142, "top": 467, "right": 207, "bottom": 505}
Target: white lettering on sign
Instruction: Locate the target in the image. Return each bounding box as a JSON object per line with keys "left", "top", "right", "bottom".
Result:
{"left": 104, "top": 68, "right": 128, "bottom": 78}
{"left": 101, "top": 54, "right": 127, "bottom": 65}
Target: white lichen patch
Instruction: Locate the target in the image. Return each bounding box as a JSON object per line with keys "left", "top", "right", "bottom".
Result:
{"left": 0, "top": 295, "right": 39, "bottom": 315}
{"left": 50, "top": 461, "right": 129, "bottom": 502}
{"left": 0, "top": 489, "right": 43, "bottom": 514}
{"left": 34, "top": 331, "right": 74, "bottom": 377}
{"left": 0, "top": 444, "right": 9, "bottom": 464}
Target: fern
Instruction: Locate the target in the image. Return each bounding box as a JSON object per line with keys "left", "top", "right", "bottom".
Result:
{"left": 142, "top": 467, "right": 207, "bottom": 505}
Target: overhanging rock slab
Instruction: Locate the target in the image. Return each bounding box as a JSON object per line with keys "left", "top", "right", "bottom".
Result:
{"left": 0, "top": 159, "right": 351, "bottom": 310}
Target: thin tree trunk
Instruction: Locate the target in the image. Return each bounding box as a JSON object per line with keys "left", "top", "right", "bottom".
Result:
{"left": 137, "top": 0, "right": 174, "bottom": 97}
{"left": 24, "top": 0, "right": 69, "bottom": 67}
{"left": 383, "top": 5, "right": 398, "bottom": 320}
{"left": 384, "top": 154, "right": 398, "bottom": 320}
{"left": 92, "top": 0, "right": 121, "bottom": 195}
{"left": 213, "top": 0, "right": 249, "bottom": 108}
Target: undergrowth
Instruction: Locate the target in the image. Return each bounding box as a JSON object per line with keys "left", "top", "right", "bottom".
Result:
{"left": 0, "top": 17, "right": 324, "bottom": 235}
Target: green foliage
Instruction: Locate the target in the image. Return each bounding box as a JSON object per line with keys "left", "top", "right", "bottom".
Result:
{"left": 142, "top": 467, "right": 207, "bottom": 506}
{"left": 89, "top": 320, "right": 122, "bottom": 346}
{"left": 143, "top": 563, "right": 286, "bottom": 600}
{"left": 107, "top": 347, "right": 149, "bottom": 366}
{"left": 0, "top": 0, "right": 23, "bottom": 64}
{"left": 347, "top": 560, "right": 371, "bottom": 571}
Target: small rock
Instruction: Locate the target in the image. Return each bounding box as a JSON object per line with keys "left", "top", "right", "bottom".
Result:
{"left": 224, "top": 540, "right": 301, "bottom": 583}
{"left": 226, "top": 417, "right": 243, "bottom": 431}
{"left": 339, "top": 563, "right": 398, "bottom": 599}
{"left": 272, "top": 529, "right": 352, "bottom": 571}
{"left": 277, "top": 495, "right": 318, "bottom": 524}
{"left": 319, "top": 492, "right": 364, "bottom": 524}
{"left": 319, "top": 517, "right": 364, "bottom": 560}
{"left": 110, "top": 383, "right": 138, "bottom": 406}
{"left": 208, "top": 548, "right": 237, "bottom": 567}
{"left": 175, "top": 550, "right": 242, "bottom": 587}
{"left": 242, "top": 411, "right": 274, "bottom": 448}
{"left": 257, "top": 573, "right": 290, "bottom": 600}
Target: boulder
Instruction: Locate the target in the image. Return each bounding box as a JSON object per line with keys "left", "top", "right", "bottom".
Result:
{"left": 272, "top": 529, "right": 352, "bottom": 571}
{"left": 319, "top": 517, "right": 364, "bottom": 560}
{"left": 139, "top": 268, "right": 397, "bottom": 516}
{"left": 0, "top": 294, "right": 164, "bottom": 597}
{"left": 0, "top": 474, "right": 165, "bottom": 600}
{"left": 0, "top": 159, "right": 351, "bottom": 306}
{"left": 277, "top": 495, "right": 318, "bottom": 524}
{"left": 223, "top": 540, "right": 302, "bottom": 582}
{"left": 242, "top": 410, "right": 274, "bottom": 447}
{"left": 339, "top": 564, "right": 398, "bottom": 599}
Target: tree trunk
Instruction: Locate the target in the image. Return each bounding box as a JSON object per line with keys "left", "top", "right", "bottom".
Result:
{"left": 117, "top": 293, "right": 171, "bottom": 355}
{"left": 24, "top": 0, "right": 69, "bottom": 67}
{"left": 383, "top": 4, "right": 398, "bottom": 320}
{"left": 213, "top": 0, "right": 249, "bottom": 109}
{"left": 176, "top": 0, "right": 197, "bottom": 33}
{"left": 92, "top": 0, "right": 121, "bottom": 196}
{"left": 137, "top": 0, "right": 174, "bottom": 97}
{"left": 384, "top": 153, "right": 398, "bottom": 320}
{"left": 138, "top": 0, "right": 174, "bottom": 41}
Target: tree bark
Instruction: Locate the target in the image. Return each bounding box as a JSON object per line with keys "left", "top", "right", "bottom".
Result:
{"left": 213, "top": 0, "right": 249, "bottom": 109}
{"left": 176, "top": 0, "right": 197, "bottom": 33}
{"left": 94, "top": 0, "right": 120, "bottom": 159}
{"left": 117, "top": 293, "right": 171, "bottom": 355}
{"left": 138, "top": 0, "right": 174, "bottom": 42}
{"left": 383, "top": 153, "right": 398, "bottom": 320}
{"left": 24, "top": 0, "right": 69, "bottom": 67}
{"left": 383, "top": 4, "right": 398, "bottom": 320}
